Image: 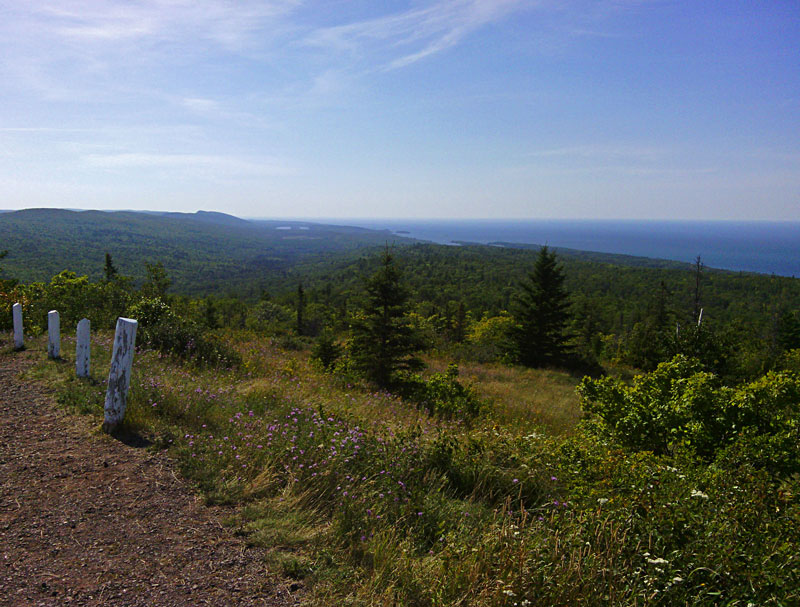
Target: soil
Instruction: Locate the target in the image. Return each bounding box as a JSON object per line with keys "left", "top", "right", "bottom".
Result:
{"left": 0, "top": 348, "right": 299, "bottom": 607}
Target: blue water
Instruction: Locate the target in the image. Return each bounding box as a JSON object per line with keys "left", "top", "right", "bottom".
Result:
{"left": 327, "top": 219, "right": 800, "bottom": 277}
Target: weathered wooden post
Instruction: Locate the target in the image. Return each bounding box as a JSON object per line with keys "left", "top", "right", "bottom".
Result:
{"left": 76, "top": 318, "right": 90, "bottom": 378}
{"left": 47, "top": 310, "right": 60, "bottom": 359}
{"left": 12, "top": 303, "right": 23, "bottom": 350}
{"left": 102, "top": 317, "right": 138, "bottom": 433}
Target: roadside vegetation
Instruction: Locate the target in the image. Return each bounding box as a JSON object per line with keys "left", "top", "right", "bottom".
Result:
{"left": 4, "top": 245, "right": 800, "bottom": 606}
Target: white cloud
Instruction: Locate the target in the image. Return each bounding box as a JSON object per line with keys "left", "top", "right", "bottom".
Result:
{"left": 83, "top": 152, "right": 295, "bottom": 177}
{"left": 181, "top": 97, "right": 220, "bottom": 113}
{"left": 29, "top": 0, "right": 301, "bottom": 47}
{"left": 305, "top": 0, "right": 534, "bottom": 70}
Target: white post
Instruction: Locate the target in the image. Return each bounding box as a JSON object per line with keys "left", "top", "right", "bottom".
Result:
{"left": 76, "top": 318, "right": 90, "bottom": 378}
{"left": 12, "top": 303, "right": 23, "bottom": 350}
{"left": 103, "top": 317, "right": 138, "bottom": 433}
{"left": 47, "top": 310, "right": 60, "bottom": 359}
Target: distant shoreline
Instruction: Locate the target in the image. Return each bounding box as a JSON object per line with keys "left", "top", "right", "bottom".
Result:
{"left": 305, "top": 218, "right": 800, "bottom": 278}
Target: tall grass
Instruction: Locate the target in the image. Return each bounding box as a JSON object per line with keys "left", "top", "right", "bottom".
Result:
{"left": 426, "top": 357, "right": 582, "bottom": 435}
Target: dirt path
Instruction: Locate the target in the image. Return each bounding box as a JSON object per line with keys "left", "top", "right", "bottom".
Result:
{"left": 0, "top": 349, "right": 297, "bottom": 607}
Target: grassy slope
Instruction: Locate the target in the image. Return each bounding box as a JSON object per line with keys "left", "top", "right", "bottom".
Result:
{"left": 23, "top": 329, "right": 799, "bottom": 607}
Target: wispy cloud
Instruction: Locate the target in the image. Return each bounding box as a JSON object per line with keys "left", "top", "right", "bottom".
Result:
{"left": 305, "top": 0, "right": 534, "bottom": 71}
{"left": 0, "top": 127, "right": 91, "bottom": 133}
{"left": 515, "top": 143, "right": 720, "bottom": 178}
{"left": 180, "top": 97, "right": 220, "bottom": 114}
{"left": 30, "top": 0, "right": 301, "bottom": 48}
{"left": 527, "top": 144, "right": 668, "bottom": 161}
{"left": 84, "top": 152, "right": 295, "bottom": 177}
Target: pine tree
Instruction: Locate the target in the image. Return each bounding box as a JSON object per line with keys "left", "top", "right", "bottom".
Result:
{"left": 350, "top": 249, "right": 424, "bottom": 387}
{"left": 776, "top": 310, "right": 800, "bottom": 351}
{"left": 104, "top": 252, "right": 118, "bottom": 281}
{"left": 296, "top": 282, "right": 305, "bottom": 336}
{"left": 511, "top": 246, "right": 571, "bottom": 367}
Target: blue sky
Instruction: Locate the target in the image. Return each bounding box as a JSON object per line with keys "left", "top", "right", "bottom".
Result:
{"left": 1, "top": 1, "right": 798, "bottom": 219}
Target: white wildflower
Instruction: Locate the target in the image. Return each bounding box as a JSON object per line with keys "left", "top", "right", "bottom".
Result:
{"left": 690, "top": 489, "right": 709, "bottom": 499}
{"left": 646, "top": 557, "right": 669, "bottom": 565}
{"left": 598, "top": 498, "right": 609, "bottom": 505}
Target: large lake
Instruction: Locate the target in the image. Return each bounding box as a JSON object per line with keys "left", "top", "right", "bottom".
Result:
{"left": 323, "top": 219, "right": 800, "bottom": 277}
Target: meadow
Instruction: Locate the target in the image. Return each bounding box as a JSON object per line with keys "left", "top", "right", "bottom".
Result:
{"left": 22, "top": 328, "right": 800, "bottom": 606}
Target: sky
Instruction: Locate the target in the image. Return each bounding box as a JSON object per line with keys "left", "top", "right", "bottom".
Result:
{"left": 1, "top": 0, "right": 799, "bottom": 220}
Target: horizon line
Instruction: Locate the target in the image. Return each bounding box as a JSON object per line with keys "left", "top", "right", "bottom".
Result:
{"left": 3, "top": 208, "right": 800, "bottom": 223}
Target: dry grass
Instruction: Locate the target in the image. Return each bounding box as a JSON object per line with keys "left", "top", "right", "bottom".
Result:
{"left": 425, "top": 357, "right": 583, "bottom": 435}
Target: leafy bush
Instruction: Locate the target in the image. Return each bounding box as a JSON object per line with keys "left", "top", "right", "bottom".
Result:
{"left": 464, "top": 312, "right": 516, "bottom": 362}
{"left": 127, "top": 297, "right": 241, "bottom": 368}
{"left": 579, "top": 355, "right": 800, "bottom": 471}
{"left": 245, "top": 299, "right": 293, "bottom": 333}
{"left": 4, "top": 271, "right": 133, "bottom": 332}
{"left": 402, "top": 364, "right": 489, "bottom": 419}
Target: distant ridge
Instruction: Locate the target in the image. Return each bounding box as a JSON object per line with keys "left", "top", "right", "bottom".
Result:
{"left": 163, "top": 210, "right": 252, "bottom": 226}
{"left": 0, "top": 208, "right": 413, "bottom": 297}
{"left": 3, "top": 208, "right": 783, "bottom": 300}
{"left": 481, "top": 241, "right": 691, "bottom": 271}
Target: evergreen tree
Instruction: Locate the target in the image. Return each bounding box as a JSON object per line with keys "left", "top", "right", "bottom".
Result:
{"left": 777, "top": 310, "right": 800, "bottom": 352}
{"left": 511, "top": 246, "right": 571, "bottom": 367}
{"left": 350, "top": 249, "right": 424, "bottom": 387}
{"left": 202, "top": 296, "right": 218, "bottom": 329}
{"left": 296, "top": 282, "right": 305, "bottom": 336}
{"left": 0, "top": 249, "right": 15, "bottom": 291}
{"left": 453, "top": 301, "right": 467, "bottom": 343}
{"left": 104, "top": 252, "right": 118, "bottom": 281}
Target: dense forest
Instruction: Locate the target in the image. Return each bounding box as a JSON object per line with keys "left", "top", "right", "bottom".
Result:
{"left": 3, "top": 208, "right": 799, "bottom": 379}
{"left": 0, "top": 208, "right": 412, "bottom": 298}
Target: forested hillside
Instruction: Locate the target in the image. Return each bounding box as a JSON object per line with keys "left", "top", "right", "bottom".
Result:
{"left": 0, "top": 209, "right": 410, "bottom": 298}
{"left": 3, "top": 209, "right": 799, "bottom": 379}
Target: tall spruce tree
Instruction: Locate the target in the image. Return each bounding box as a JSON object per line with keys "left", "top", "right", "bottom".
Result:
{"left": 103, "top": 252, "right": 118, "bottom": 281}
{"left": 511, "top": 246, "right": 571, "bottom": 367}
{"left": 350, "top": 249, "right": 424, "bottom": 387}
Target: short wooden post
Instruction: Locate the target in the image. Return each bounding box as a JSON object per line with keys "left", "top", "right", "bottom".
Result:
{"left": 76, "top": 318, "right": 90, "bottom": 377}
{"left": 102, "top": 317, "right": 138, "bottom": 433}
{"left": 48, "top": 310, "right": 60, "bottom": 359}
{"left": 12, "top": 303, "right": 23, "bottom": 350}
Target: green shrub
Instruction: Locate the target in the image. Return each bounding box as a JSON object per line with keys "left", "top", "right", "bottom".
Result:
{"left": 127, "top": 297, "right": 241, "bottom": 368}
{"left": 311, "top": 333, "right": 342, "bottom": 371}
{"left": 579, "top": 355, "right": 800, "bottom": 470}
{"left": 402, "top": 364, "right": 489, "bottom": 419}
